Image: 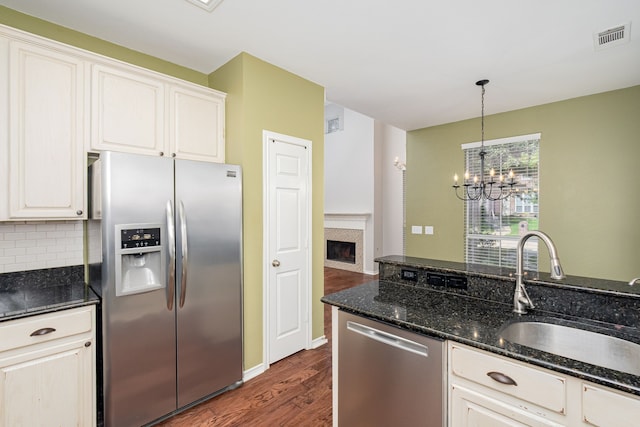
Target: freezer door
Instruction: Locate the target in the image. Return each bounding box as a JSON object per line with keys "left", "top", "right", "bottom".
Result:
{"left": 98, "top": 151, "right": 177, "bottom": 427}
{"left": 175, "top": 159, "right": 243, "bottom": 408}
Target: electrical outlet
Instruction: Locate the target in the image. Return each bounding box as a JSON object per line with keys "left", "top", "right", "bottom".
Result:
{"left": 401, "top": 269, "right": 418, "bottom": 281}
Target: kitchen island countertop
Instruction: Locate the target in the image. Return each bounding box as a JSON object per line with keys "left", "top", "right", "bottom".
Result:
{"left": 322, "top": 279, "right": 640, "bottom": 396}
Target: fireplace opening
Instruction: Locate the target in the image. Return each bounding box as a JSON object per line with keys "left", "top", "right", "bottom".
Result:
{"left": 327, "top": 240, "right": 356, "bottom": 264}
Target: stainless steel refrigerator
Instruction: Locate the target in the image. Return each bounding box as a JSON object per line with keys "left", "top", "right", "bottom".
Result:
{"left": 87, "top": 151, "right": 243, "bottom": 427}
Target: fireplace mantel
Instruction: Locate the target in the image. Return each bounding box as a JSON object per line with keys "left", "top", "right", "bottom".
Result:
{"left": 324, "top": 213, "right": 370, "bottom": 230}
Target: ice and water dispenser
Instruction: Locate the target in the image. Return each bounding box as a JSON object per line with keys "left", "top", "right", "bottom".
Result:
{"left": 114, "top": 225, "right": 165, "bottom": 296}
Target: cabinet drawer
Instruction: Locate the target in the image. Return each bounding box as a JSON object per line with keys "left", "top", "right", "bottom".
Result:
{"left": 451, "top": 384, "right": 565, "bottom": 427}
{"left": 450, "top": 344, "right": 566, "bottom": 414}
{"left": 582, "top": 383, "right": 640, "bottom": 426}
{"left": 0, "top": 307, "right": 93, "bottom": 352}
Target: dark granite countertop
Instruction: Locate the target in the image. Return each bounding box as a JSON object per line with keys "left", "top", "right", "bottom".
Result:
{"left": 0, "top": 265, "right": 99, "bottom": 322}
{"left": 322, "top": 279, "right": 640, "bottom": 397}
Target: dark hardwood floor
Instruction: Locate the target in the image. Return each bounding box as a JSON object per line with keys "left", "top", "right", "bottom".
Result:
{"left": 157, "top": 267, "right": 376, "bottom": 426}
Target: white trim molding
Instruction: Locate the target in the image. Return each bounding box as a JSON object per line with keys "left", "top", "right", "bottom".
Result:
{"left": 324, "top": 213, "right": 370, "bottom": 230}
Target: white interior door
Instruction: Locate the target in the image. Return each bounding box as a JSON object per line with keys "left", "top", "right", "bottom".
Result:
{"left": 265, "top": 131, "right": 311, "bottom": 364}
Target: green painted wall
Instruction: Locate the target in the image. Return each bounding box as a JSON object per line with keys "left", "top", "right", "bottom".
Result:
{"left": 209, "top": 53, "right": 325, "bottom": 370}
{"left": 406, "top": 85, "right": 640, "bottom": 282}
{"left": 0, "top": 6, "right": 207, "bottom": 85}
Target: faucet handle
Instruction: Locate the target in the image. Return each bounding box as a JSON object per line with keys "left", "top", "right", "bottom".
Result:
{"left": 520, "top": 284, "right": 535, "bottom": 310}
{"left": 629, "top": 277, "right": 640, "bottom": 286}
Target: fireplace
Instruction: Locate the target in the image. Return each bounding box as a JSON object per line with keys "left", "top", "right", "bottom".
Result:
{"left": 324, "top": 222, "right": 365, "bottom": 273}
{"left": 327, "top": 240, "right": 356, "bottom": 264}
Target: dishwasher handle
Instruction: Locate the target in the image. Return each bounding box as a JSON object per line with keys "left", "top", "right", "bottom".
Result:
{"left": 346, "top": 320, "right": 429, "bottom": 357}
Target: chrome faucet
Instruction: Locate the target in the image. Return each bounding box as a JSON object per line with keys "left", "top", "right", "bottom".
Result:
{"left": 630, "top": 278, "right": 640, "bottom": 286}
{"left": 514, "top": 230, "right": 565, "bottom": 314}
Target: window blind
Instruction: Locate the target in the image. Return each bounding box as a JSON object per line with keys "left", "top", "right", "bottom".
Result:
{"left": 463, "top": 134, "right": 540, "bottom": 269}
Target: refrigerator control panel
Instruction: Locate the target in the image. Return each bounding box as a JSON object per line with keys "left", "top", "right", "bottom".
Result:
{"left": 120, "top": 227, "right": 161, "bottom": 249}
{"left": 115, "top": 224, "right": 165, "bottom": 297}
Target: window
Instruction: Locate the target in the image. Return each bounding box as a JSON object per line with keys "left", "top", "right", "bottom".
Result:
{"left": 463, "top": 134, "right": 540, "bottom": 269}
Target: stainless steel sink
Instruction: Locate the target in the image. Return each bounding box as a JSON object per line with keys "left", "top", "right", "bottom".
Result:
{"left": 500, "top": 321, "right": 640, "bottom": 376}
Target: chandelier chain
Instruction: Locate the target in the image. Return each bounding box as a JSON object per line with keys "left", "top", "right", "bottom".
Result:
{"left": 452, "top": 79, "right": 517, "bottom": 201}
{"left": 481, "top": 83, "right": 485, "bottom": 151}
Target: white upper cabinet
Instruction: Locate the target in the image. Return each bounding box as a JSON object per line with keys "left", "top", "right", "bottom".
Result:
{"left": 2, "top": 39, "right": 86, "bottom": 220}
{"left": 90, "top": 63, "right": 226, "bottom": 162}
{"left": 170, "top": 83, "right": 225, "bottom": 162}
{"left": 0, "top": 24, "right": 227, "bottom": 220}
{"left": 91, "top": 64, "right": 165, "bottom": 156}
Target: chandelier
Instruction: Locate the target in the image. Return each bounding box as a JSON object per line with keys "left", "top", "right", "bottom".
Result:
{"left": 452, "top": 79, "right": 516, "bottom": 201}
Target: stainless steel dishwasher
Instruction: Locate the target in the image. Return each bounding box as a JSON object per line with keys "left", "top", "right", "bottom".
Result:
{"left": 338, "top": 310, "right": 445, "bottom": 426}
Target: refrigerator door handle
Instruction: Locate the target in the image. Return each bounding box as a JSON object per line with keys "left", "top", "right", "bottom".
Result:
{"left": 166, "top": 200, "right": 176, "bottom": 310}
{"left": 178, "top": 200, "right": 189, "bottom": 308}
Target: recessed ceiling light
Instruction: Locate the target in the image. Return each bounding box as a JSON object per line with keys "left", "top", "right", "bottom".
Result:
{"left": 185, "top": 0, "right": 224, "bottom": 12}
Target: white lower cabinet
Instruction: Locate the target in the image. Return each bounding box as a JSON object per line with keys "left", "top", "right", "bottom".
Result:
{"left": 0, "top": 306, "right": 96, "bottom": 427}
{"left": 448, "top": 342, "right": 640, "bottom": 427}
{"left": 582, "top": 383, "right": 640, "bottom": 426}
{"left": 451, "top": 384, "right": 563, "bottom": 426}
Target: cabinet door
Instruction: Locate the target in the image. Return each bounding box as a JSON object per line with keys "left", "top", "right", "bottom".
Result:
{"left": 169, "top": 84, "right": 225, "bottom": 162}
{"left": 582, "top": 383, "right": 640, "bottom": 426}
{"left": 450, "top": 384, "right": 564, "bottom": 427}
{"left": 7, "top": 41, "right": 86, "bottom": 219}
{"left": 0, "top": 36, "right": 7, "bottom": 220}
{"left": 91, "top": 63, "right": 165, "bottom": 156}
{"left": 0, "top": 338, "right": 94, "bottom": 427}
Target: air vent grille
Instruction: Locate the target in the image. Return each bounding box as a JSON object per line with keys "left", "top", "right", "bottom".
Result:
{"left": 599, "top": 26, "right": 625, "bottom": 44}
{"left": 594, "top": 23, "right": 631, "bottom": 50}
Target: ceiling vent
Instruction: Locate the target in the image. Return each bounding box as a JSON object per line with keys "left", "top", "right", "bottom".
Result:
{"left": 594, "top": 23, "right": 631, "bottom": 50}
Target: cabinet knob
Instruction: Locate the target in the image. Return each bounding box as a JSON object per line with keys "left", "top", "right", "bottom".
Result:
{"left": 159, "top": 151, "right": 164, "bottom": 156}
{"left": 172, "top": 153, "right": 176, "bottom": 158}
{"left": 84, "top": 341, "right": 92, "bottom": 347}
{"left": 76, "top": 210, "right": 83, "bottom": 216}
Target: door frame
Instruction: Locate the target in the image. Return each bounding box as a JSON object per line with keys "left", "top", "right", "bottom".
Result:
{"left": 262, "top": 130, "right": 313, "bottom": 368}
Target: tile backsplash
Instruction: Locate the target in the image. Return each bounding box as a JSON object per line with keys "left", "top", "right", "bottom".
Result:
{"left": 0, "top": 221, "right": 83, "bottom": 273}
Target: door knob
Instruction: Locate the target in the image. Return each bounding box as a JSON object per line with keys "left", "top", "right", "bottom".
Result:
{"left": 272, "top": 260, "right": 281, "bottom": 267}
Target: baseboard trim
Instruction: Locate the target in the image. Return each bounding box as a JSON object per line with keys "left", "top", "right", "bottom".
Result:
{"left": 310, "top": 335, "right": 328, "bottom": 349}
{"left": 243, "top": 363, "right": 267, "bottom": 382}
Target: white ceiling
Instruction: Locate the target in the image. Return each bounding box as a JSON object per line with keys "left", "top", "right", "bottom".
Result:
{"left": 2, "top": 0, "right": 639, "bottom": 130}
